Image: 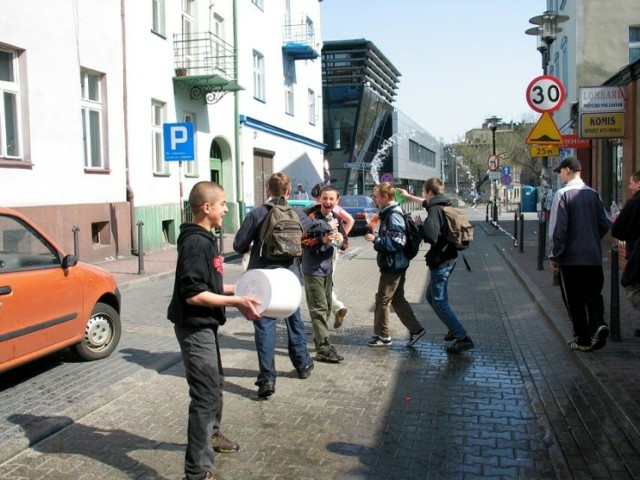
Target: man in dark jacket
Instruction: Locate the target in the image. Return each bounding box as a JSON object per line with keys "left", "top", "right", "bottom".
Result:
{"left": 364, "top": 182, "right": 425, "bottom": 348}
{"left": 403, "top": 178, "right": 474, "bottom": 353}
{"left": 233, "top": 172, "right": 315, "bottom": 398}
{"left": 168, "top": 181, "right": 261, "bottom": 480}
{"left": 549, "top": 157, "right": 611, "bottom": 351}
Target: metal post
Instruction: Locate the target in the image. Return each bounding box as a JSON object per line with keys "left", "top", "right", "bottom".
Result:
{"left": 486, "top": 202, "right": 490, "bottom": 223}
{"left": 518, "top": 214, "right": 524, "bottom": 253}
{"left": 610, "top": 245, "right": 621, "bottom": 341}
{"left": 136, "top": 221, "right": 145, "bottom": 274}
{"left": 217, "top": 226, "right": 224, "bottom": 255}
{"left": 513, "top": 210, "right": 518, "bottom": 242}
{"left": 537, "top": 218, "right": 546, "bottom": 270}
{"left": 72, "top": 225, "right": 80, "bottom": 259}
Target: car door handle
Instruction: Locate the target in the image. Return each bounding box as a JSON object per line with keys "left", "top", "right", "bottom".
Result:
{"left": 0, "top": 286, "right": 12, "bottom": 295}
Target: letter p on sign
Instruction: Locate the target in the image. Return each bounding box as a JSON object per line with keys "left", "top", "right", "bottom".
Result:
{"left": 163, "top": 122, "right": 195, "bottom": 161}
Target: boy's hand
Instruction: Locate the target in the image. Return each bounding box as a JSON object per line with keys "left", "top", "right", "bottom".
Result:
{"left": 364, "top": 233, "right": 375, "bottom": 242}
{"left": 236, "top": 296, "right": 262, "bottom": 321}
{"left": 397, "top": 188, "right": 408, "bottom": 198}
{"left": 328, "top": 219, "right": 339, "bottom": 230}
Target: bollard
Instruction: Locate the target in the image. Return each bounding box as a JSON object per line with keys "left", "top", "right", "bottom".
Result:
{"left": 217, "top": 226, "right": 224, "bottom": 255}
{"left": 72, "top": 225, "right": 80, "bottom": 259}
{"left": 486, "top": 202, "right": 490, "bottom": 223}
{"left": 137, "top": 221, "right": 145, "bottom": 274}
{"left": 492, "top": 202, "right": 498, "bottom": 226}
{"left": 537, "top": 219, "right": 546, "bottom": 270}
{"left": 513, "top": 210, "right": 518, "bottom": 242}
{"left": 518, "top": 214, "right": 524, "bottom": 253}
{"left": 610, "top": 245, "right": 621, "bottom": 341}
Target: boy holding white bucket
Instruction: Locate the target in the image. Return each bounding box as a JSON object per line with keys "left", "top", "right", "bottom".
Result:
{"left": 233, "top": 172, "right": 316, "bottom": 398}
{"left": 302, "top": 186, "right": 349, "bottom": 363}
{"left": 168, "top": 181, "right": 262, "bottom": 480}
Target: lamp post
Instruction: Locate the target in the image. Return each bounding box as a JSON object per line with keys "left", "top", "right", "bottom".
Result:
{"left": 486, "top": 115, "right": 501, "bottom": 224}
{"left": 525, "top": 10, "right": 569, "bottom": 270}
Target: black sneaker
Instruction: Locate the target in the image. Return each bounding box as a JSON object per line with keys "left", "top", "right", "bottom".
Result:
{"left": 210, "top": 432, "right": 239, "bottom": 453}
{"left": 315, "top": 348, "right": 344, "bottom": 363}
{"left": 297, "top": 362, "right": 314, "bottom": 379}
{"left": 591, "top": 325, "right": 609, "bottom": 350}
{"left": 406, "top": 328, "right": 426, "bottom": 347}
{"left": 445, "top": 337, "right": 475, "bottom": 353}
{"left": 257, "top": 380, "right": 275, "bottom": 398}
{"left": 443, "top": 331, "right": 455, "bottom": 341}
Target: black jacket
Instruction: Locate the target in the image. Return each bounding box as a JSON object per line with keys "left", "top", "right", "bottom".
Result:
{"left": 612, "top": 191, "right": 640, "bottom": 286}
{"left": 422, "top": 195, "right": 458, "bottom": 268}
{"left": 167, "top": 223, "right": 225, "bottom": 327}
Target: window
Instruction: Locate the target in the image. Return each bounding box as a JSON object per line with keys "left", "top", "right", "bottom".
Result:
{"left": 184, "top": 112, "right": 197, "bottom": 176}
{"left": 152, "top": 100, "right": 168, "bottom": 174}
{"left": 630, "top": 26, "right": 640, "bottom": 63}
{"left": 151, "top": 0, "right": 165, "bottom": 36}
{"left": 251, "top": 0, "right": 264, "bottom": 10}
{"left": 0, "top": 49, "right": 21, "bottom": 159}
{"left": 253, "top": 50, "right": 265, "bottom": 102}
{"left": 80, "top": 70, "right": 105, "bottom": 169}
{"left": 181, "top": 0, "right": 195, "bottom": 71}
{"left": 284, "top": 71, "right": 294, "bottom": 116}
{"left": 308, "top": 89, "right": 316, "bottom": 125}
{"left": 212, "top": 14, "right": 226, "bottom": 72}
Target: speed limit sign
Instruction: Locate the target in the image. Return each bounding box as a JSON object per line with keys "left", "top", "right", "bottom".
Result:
{"left": 526, "top": 75, "right": 565, "bottom": 113}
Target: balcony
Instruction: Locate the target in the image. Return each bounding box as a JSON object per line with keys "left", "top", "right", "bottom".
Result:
{"left": 173, "top": 32, "right": 243, "bottom": 103}
{"left": 282, "top": 21, "right": 320, "bottom": 60}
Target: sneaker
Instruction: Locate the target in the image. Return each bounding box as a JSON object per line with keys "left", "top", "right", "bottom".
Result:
{"left": 368, "top": 335, "right": 392, "bottom": 347}
{"left": 443, "top": 331, "right": 455, "bottom": 341}
{"left": 257, "top": 380, "right": 275, "bottom": 398}
{"left": 183, "top": 472, "right": 214, "bottom": 480}
{"left": 406, "top": 328, "right": 426, "bottom": 347}
{"left": 315, "top": 347, "right": 344, "bottom": 363}
{"left": 567, "top": 339, "right": 592, "bottom": 352}
{"left": 297, "top": 362, "right": 314, "bottom": 379}
{"left": 445, "top": 337, "right": 474, "bottom": 353}
{"left": 211, "top": 432, "right": 239, "bottom": 453}
{"left": 591, "top": 325, "right": 609, "bottom": 350}
{"left": 334, "top": 307, "right": 348, "bottom": 328}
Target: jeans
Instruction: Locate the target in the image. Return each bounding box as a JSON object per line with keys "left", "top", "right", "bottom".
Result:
{"left": 426, "top": 263, "right": 468, "bottom": 340}
{"left": 174, "top": 324, "right": 224, "bottom": 480}
{"left": 254, "top": 307, "right": 312, "bottom": 386}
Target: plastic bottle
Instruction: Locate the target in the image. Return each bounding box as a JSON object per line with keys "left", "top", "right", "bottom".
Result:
{"left": 325, "top": 213, "right": 342, "bottom": 248}
{"left": 611, "top": 201, "right": 621, "bottom": 220}
{"left": 367, "top": 213, "right": 380, "bottom": 234}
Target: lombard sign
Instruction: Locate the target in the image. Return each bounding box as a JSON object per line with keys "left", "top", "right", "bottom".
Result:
{"left": 580, "top": 86, "right": 625, "bottom": 113}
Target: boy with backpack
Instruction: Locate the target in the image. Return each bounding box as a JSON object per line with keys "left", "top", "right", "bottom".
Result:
{"left": 302, "top": 186, "right": 348, "bottom": 363}
{"left": 364, "top": 182, "right": 426, "bottom": 348}
{"left": 399, "top": 178, "right": 475, "bottom": 353}
{"left": 233, "top": 172, "right": 315, "bottom": 398}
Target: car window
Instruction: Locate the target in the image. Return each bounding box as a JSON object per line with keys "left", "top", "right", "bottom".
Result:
{"left": 340, "top": 196, "right": 358, "bottom": 207}
{"left": 0, "top": 215, "right": 60, "bottom": 272}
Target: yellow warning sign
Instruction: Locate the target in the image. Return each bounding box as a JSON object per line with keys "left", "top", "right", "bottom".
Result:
{"left": 525, "top": 112, "right": 563, "bottom": 145}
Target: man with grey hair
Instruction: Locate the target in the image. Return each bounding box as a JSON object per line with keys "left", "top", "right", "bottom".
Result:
{"left": 548, "top": 157, "right": 611, "bottom": 352}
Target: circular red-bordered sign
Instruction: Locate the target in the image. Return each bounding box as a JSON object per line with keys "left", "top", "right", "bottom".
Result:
{"left": 526, "top": 75, "right": 565, "bottom": 113}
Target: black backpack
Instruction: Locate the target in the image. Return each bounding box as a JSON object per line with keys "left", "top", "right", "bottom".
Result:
{"left": 258, "top": 199, "right": 303, "bottom": 260}
{"left": 403, "top": 213, "right": 423, "bottom": 260}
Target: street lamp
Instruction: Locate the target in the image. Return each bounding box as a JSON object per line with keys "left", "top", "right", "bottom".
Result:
{"left": 486, "top": 115, "right": 501, "bottom": 224}
{"left": 525, "top": 10, "right": 569, "bottom": 270}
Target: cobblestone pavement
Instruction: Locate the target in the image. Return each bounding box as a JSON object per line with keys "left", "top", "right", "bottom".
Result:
{"left": 0, "top": 207, "right": 638, "bottom": 479}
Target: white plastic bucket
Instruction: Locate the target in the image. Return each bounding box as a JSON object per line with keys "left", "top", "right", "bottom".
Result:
{"left": 235, "top": 268, "right": 301, "bottom": 318}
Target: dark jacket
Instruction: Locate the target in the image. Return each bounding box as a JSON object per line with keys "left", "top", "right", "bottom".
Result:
{"left": 421, "top": 195, "right": 458, "bottom": 268}
{"left": 612, "top": 191, "right": 640, "bottom": 286}
{"left": 373, "top": 204, "right": 409, "bottom": 274}
{"left": 167, "top": 223, "right": 225, "bottom": 327}
{"left": 233, "top": 198, "right": 320, "bottom": 282}
{"left": 301, "top": 204, "right": 348, "bottom": 277}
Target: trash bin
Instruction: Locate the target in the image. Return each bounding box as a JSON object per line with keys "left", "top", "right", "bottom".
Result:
{"left": 521, "top": 185, "right": 537, "bottom": 213}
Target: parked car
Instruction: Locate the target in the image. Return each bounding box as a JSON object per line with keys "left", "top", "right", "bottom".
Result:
{"left": 0, "top": 207, "right": 122, "bottom": 374}
{"left": 339, "top": 195, "right": 380, "bottom": 234}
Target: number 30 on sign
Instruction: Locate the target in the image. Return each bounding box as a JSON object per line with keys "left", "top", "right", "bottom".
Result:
{"left": 530, "top": 144, "right": 560, "bottom": 158}
{"left": 526, "top": 75, "right": 565, "bottom": 113}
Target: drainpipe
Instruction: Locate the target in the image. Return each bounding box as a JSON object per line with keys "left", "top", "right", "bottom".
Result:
{"left": 121, "top": 0, "right": 137, "bottom": 254}
{"left": 233, "top": 0, "right": 245, "bottom": 224}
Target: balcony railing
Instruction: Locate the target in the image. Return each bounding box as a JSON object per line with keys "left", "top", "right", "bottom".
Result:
{"left": 282, "top": 21, "right": 319, "bottom": 60}
{"left": 173, "top": 32, "right": 242, "bottom": 102}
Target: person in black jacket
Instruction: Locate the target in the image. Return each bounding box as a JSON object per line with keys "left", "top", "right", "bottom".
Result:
{"left": 364, "top": 182, "right": 425, "bottom": 348}
{"left": 611, "top": 171, "right": 640, "bottom": 329}
{"left": 233, "top": 172, "right": 315, "bottom": 398}
{"left": 400, "top": 178, "right": 474, "bottom": 353}
{"left": 168, "top": 181, "right": 261, "bottom": 480}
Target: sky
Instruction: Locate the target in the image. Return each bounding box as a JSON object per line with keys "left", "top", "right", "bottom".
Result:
{"left": 320, "top": 0, "right": 546, "bottom": 143}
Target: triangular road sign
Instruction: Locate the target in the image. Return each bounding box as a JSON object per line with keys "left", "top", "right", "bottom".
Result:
{"left": 525, "top": 112, "right": 563, "bottom": 145}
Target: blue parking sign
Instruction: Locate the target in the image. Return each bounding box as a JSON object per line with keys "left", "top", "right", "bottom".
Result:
{"left": 163, "top": 123, "right": 195, "bottom": 161}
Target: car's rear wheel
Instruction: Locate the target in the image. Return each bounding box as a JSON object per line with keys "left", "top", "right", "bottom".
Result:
{"left": 74, "top": 302, "right": 122, "bottom": 361}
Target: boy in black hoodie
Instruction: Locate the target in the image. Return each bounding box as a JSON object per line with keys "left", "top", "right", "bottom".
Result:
{"left": 168, "top": 181, "right": 261, "bottom": 480}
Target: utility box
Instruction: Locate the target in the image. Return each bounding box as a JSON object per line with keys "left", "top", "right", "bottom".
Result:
{"left": 521, "top": 185, "right": 538, "bottom": 213}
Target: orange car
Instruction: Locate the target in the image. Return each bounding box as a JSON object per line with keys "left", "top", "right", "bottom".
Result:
{"left": 0, "top": 207, "right": 121, "bottom": 373}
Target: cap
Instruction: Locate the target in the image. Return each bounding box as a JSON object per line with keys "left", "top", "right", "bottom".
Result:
{"left": 553, "top": 157, "right": 581, "bottom": 173}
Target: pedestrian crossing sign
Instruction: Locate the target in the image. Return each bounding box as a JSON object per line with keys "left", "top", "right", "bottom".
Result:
{"left": 525, "top": 112, "right": 563, "bottom": 145}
